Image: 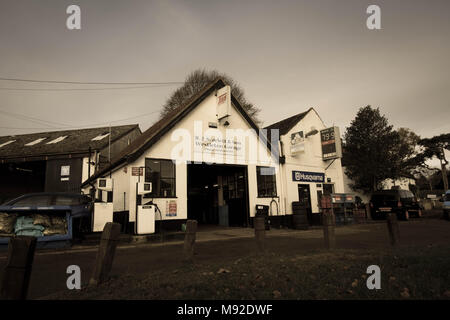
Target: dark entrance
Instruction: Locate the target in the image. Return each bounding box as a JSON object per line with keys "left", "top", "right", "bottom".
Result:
{"left": 298, "top": 184, "right": 314, "bottom": 225}
{"left": 187, "top": 163, "right": 249, "bottom": 227}
{"left": 0, "top": 161, "right": 46, "bottom": 204}
{"left": 323, "top": 183, "right": 334, "bottom": 195}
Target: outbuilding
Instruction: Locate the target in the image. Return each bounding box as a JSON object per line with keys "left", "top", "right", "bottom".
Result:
{"left": 0, "top": 125, "right": 141, "bottom": 203}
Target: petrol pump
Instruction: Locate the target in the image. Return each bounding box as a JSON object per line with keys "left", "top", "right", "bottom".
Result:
{"left": 135, "top": 181, "right": 155, "bottom": 234}
{"left": 92, "top": 178, "right": 114, "bottom": 232}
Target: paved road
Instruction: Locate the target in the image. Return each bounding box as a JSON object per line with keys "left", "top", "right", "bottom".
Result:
{"left": 1, "top": 218, "right": 449, "bottom": 299}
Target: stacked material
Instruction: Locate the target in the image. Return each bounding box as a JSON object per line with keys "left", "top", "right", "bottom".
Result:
{"left": 15, "top": 216, "right": 45, "bottom": 237}
{"left": 0, "top": 212, "right": 17, "bottom": 236}
{"left": 0, "top": 213, "right": 68, "bottom": 237}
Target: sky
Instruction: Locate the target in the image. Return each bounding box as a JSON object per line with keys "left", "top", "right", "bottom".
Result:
{"left": 0, "top": 0, "right": 449, "bottom": 145}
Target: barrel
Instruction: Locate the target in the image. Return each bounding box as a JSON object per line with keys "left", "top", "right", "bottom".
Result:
{"left": 292, "top": 201, "right": 309, "bottom": 230}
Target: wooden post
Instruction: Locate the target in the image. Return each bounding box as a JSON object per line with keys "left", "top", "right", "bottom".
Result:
{"left": 322, "top": 212, "right": 336, "bottom": 250}
{"left": 254, "top": 215, "right": 266, "bottom": 251}
{"left": 183, "top": 220, "right": 198, "bottom": 261}
{"left": 386, "top": 212, "right": 400, "bottom": 246}
{"left": 0, "top": 236, "right": 37, "bottom": 300}
{"left": 89, "top": 222, "right": 121, "bottom": 286}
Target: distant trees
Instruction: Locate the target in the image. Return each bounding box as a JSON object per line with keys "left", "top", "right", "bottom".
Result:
{"left": 343, "top": 106, "right": 400, "bottom": 194}
{"left": 416, "top": 133, "right": 450, "bottom": 190}
{"left": 160, "top": 69, "right": 261, "bottom": 124}
{"left": 343, "top": 106, "right": 422, "bottom": 194}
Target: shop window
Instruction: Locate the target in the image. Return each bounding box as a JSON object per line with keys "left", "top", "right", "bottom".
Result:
{"left": 144, "top": 158, "right": 176, "bottom": 198}
{"left": 256, "top": 166, "right": 277, "bottom": 197}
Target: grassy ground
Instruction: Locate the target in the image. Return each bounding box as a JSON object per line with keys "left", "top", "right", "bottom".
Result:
{"left": 47, "top": 243, "right": 450, "bottom": 300}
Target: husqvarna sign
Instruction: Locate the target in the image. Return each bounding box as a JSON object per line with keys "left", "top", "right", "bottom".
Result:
{"left": 292, "top": 171, "right": 325, "bottom": 183}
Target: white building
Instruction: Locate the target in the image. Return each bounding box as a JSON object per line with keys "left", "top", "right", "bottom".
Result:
{"left": 83, "top": 79, "right": 346, "bottom": 231}
{"left": 265, "top": 108, "right": 345, "bottom": 225}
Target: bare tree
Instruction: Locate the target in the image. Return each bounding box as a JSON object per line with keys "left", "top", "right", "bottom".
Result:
{"left": 160, "top": 69, "right": 261, "bottom": 124}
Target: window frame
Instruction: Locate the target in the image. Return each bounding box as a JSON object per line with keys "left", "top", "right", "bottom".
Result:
{"left": 144, "top": 158, "right": 177, "bottom": 198}
{"left": 256, "top": 166, "right": 277, "bottom": 198}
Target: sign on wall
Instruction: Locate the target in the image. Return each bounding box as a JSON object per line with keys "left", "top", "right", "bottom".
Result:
{"left": 292, "top": 171, "right": 325, "bottom": 183}
{"left": 132, "top": 167, "right": 143, "bottom": 176}
{"left": 290, "top": 131, "right": 305, "bottom": 154}
{"left": 60, "top": 165, "right": 70, "bottom": 181}
{"left": 320, "top": 127, "right": 342, "bottom": 160}
{"left": 166, "top": 200, "right": 177, "bottom": 217}
{"left": 216, "top": 85, "right": 231, "bottom": 120}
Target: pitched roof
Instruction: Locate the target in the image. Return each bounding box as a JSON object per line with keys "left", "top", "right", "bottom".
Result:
{"left": 0, "top": 124, "right": 139, "bottom": 160}
{"left": 264, "top": 108, "right": 313, "bottom": 136}
{"left": 82, "top": 78, "right": 261, "bottom": 186}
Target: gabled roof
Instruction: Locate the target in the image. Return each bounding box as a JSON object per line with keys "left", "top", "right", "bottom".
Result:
{"left": 264, "top": 108, "right": 313, "bottom": 136}
{"left": 0, "top": 124, "right": 140, "bottom": 161}
{"left": 82, "top": 78, "right": 261, "bottom": 186}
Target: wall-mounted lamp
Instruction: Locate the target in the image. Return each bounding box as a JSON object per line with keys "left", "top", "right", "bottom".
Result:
{"left": 305, "top": 129, "right": 318, "bottom": 138}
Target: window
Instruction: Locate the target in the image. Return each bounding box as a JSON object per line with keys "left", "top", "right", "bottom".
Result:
{"left": 256, "top": 166, "right": 277, "bottom": 197}
{"left": 144, "top": 158, "right": 176, "bottom": 198}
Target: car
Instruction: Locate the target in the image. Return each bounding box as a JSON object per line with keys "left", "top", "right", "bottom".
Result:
{"left": 0, "top": 192, "right": 93, "bottom": 244}
{"left": 443, "top": 190, "right": 450, "bottom": 220}
{"left": 369, "top": 189, "right": 422, "bottom": 221}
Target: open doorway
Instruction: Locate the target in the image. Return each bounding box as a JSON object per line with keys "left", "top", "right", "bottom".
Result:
{"left": 187, "top": 163, "right": 249, "bottom": 227}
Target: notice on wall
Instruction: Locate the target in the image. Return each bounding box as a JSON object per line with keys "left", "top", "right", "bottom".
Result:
{"left": 166, "top": 200, "right": 177, "bottom": 217}
{"left": 60, "top": 165, "right": 70, "bottom": 181}
{"left": 132, "top": 167, "right": 143, "bottom": 176}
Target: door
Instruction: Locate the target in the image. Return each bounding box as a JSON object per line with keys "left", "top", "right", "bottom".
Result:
{"left": 298, "top": 184, "right": 313, "bottom": 225}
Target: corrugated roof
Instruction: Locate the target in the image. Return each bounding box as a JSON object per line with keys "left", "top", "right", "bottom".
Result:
{"left": 0, "top": 124, "right": 139, "bottom": 160}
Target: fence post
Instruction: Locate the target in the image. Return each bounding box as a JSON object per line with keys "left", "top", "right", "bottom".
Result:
{"left": 89, "top": 222, "right": 121, "bottom": 286}
{"left": 0, "top": 236, "right": 37, "bottom": 300}
{"left": 183, "top": 220, "right": 198, "bottom": 261}
{"left": 386, "top": 212, "right": 400, "bottom": 246}
{"left": 254, "top": 215, "right": 266, "bottom": 251}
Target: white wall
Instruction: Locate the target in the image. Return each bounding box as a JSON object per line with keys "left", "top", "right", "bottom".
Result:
{"left": 95, "top": 90, "right": 282, "bottom": 222}
{"left": 278, "top": 110, "right": 345, "bottom": 214}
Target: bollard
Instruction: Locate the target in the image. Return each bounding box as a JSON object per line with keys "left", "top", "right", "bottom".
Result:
{"left": 322, "top": 212, "right": 336, "bottom": 250}
{"left": 386, "top": 212, "right": 400, "bottom": 246}
{"left": 183, "top": 220, "right": 198, "bottom": 261}
{"left": 0, "top": 236, "right": 37, "bottom": 300}
{"left": 89, "top": 222, "right": 121, "bottom": 286}
{"left": 254, "top": 215, "right": 266, "bottom": 251}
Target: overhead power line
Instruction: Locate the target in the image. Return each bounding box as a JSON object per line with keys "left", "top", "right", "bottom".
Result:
{"left": 0, "top": 84, "right": 176, "bottom": 91}
{"left": 0, "top": 108, "right": 160, "bottom": 131}
{"left": 0, "top": 77, "right": 189, "bottom": 85}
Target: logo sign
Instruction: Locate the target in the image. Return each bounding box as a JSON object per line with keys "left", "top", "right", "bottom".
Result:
{"left": 292, "top": 171, "right": 325, "bottom": 183}
{"left": 216, "top": 85, "right": 231, "bottom": 120}
{"left": 320, "top": 127, "right": 342, "bottom": 160}
{"left": 290, "top": 131, "right": 305, "bottom": 154}
{"left": 132, "top": 167, "right": 143, "bottom": 176}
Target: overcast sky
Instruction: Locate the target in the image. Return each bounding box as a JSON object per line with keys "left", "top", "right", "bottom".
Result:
{"left": 0, "top": 0, "right": 449, "bottom": 142}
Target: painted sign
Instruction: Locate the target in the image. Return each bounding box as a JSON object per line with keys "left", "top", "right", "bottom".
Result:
{"left": 320, "top": 127, "right": 342, "bottom": 160}
{"left": 290, "top": 131, "right": 305, "bottom": 154}
{"left": 292, "top": 171, "right": 325, "bottom": 183}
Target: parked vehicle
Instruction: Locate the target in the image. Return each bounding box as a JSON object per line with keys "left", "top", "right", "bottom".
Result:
{"left": 0, "top": 193, "right": 93, "bottom": 245}
{"left": 369, "top": 189, "right": 422, "bottom": 221}
{"left": 443, "top": 190, "right": 450, "bottom": 220}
